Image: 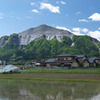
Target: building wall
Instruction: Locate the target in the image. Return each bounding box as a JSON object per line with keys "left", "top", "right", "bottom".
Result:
{"left": 78, "top": 57, "right": 86, "bottom": 62}
{"left": 83, "top": 61, "right": 89, "bottom": 67}
{"left": 67, "top": 57, "right": 73, "bottom": 60}
{"left": 83, "top": 57, "right": 87, "bottom": 61}
{"left": 56, "top": 57, "right": 64, "bottom": 61}
{"left": 56, "top": 58, "right": 58, "bottom": 60}
{"left": 46, "top": 63, "right": 51, "bottom": 67}
{"left": 64, "top": 58, "right": 66, "bottom": 60}
{"left": 46, "top": 63, "right": 57, "bottom": 67}
{"left": 95, "top": 59, "right": 100, "bottom": 64}
{"left": 56, "top": 56, "right": 73, "bottom": 61}
{"left": 71, "top": 61, "right": 79, "bottom": 67}
{"left": 94, "top": 63, "right": 96, "bottom": 67}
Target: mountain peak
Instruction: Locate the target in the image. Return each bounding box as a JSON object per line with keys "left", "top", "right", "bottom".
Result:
{"left": 38, "top": 24, "right": 50, "bottom": 27}
{"left": 34, "top": 24, "right": 54, "bottom": 31}
{"left": 18, "top": 24, "right": 74, "bottom": 45}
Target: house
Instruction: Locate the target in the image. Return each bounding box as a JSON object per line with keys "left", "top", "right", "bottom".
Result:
{"left": 83, "top": 60, "right": 89, "bottom": 67}
{"left": 56, "top": 54, "right": 76, "bottom": 61}
{"left": 43, "top": 53, "right": 100, "bottom": 68}
{"left": 94, "top": 57, "right": 100, "bottom": 64}
{"left": 45, "top": 58, "right": 57, "bottom": 67}
{"left": 76, "top": 55, "right": 87, "bottom": 62}
{"left": 45, "top": 54, "right": 79, "bottom": 68}
{"left": 83, "top": 58, "right": 96, "bottom": 67}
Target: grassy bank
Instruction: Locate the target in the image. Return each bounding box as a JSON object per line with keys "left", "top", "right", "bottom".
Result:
{"left": 21, "top": 67, "right": 100, "bottom": 74}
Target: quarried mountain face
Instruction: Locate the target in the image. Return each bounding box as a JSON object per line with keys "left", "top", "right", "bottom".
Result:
{"left": 18, "top": 24, "right": 74, "bottom": 45}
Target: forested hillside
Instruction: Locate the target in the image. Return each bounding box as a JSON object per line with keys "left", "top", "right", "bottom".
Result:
{"left": 0, "top": 35, "right": 99, "bottom": 62}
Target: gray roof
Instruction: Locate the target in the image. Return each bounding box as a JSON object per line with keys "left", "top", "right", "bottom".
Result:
{"left": 45, "top": 58, "right": 56, "bottom": 63}
{"left": 88, "top": 59, "right": 95, "bottom": 63}
{"left": 87, "top": 57, "right": 97, "bottom": 63}
{"left": 91, "top": 57, "right": 100, "bottom": 60}
{"left": 89, "top": 57, "right": 98, "bottom": 60}
{"left": 76, "top": 55, "right": 86, "bottom": 58}
{"left": 56, "top": 54, "right": 75, "bottom": 57}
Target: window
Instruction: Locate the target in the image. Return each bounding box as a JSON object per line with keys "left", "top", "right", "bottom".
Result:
{"left": 58, "top": 58, "right": 64, "bottom": 61}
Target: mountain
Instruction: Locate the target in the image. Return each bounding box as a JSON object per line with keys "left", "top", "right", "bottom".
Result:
{"left": 0, "top": 24, "right": 74, "bottom": 47}
{"left": 0, "top": 24, "right": 100, "bottom": 61}
{"left": 0, "top": 24, "right": 99, "bottom": 47}
{"left": 18, "top": 24, "right": 74, "bottom": 45}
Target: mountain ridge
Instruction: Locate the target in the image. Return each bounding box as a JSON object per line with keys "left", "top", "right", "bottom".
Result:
{"left": 18, "top": 24, "right": 74, "bottom": 45}
{"left": 0, "top": 25, "right": 99, "bottom": 61}
{"left": 0, "top": 24, "right": 99, "bottom": 48}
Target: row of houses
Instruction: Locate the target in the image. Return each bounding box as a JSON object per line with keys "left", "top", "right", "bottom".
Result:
{"left": 36, "top": 54, "right": 100, "bottom": 68}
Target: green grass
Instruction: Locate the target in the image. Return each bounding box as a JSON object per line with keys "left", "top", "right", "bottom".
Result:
{"left": 21, "top": 68, "right": 100, "bottom": 74}
{"left": 0, "top": 76, "right": 100, "bottom": 83}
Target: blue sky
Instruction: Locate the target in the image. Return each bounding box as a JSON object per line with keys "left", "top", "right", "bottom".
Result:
{"left": 0, "top": 0, "right": 100, "bottom": 40}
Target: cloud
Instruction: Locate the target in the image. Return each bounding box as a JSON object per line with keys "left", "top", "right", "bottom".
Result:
{"left": 56, "top": 26, "right": 70, "bottom": 31}
{"left": 32, "top": 9, "right": 39, "bottom": 13}
{"left": 98, "top": 27, "right": 100, "bottom": 30}
{"left": 72, "top": 27, "right": 100, "bottom": 41}
{"left": 72, "top": 28, "right": 83, "bottom": 35}
{"left": 31, "top": 2, "right": 36, "bottom": 6}
{"left": 72, "top": 27, "right": 88, "bottom": 35}
{"left": 40, "top": 3, "right": 60, "bottom": 13}
{"left": 76, "top": 12, "right": 81, "bottom": 15}
{"left": 72, "top": 32, "right": 84, "bottom": 35}
{"left": 72, "top": 28, "right": 81, "bottom": 32}
{"left": 88, "top": 31, "right": 100, "bottom": 41}
{"left": 79, "top": 19, "right": 89, "bottom": 22}
{"left": 81, "top": 28, "right": 89, "bottom": 33}
{"left": 89, "top": 13, "right": 100, "bottom": 21}
{"left": 56, "top": 1, "right": 66, "bottom": 5}
{"left": 61, "top": 1, "right": 66, "bottom": 5}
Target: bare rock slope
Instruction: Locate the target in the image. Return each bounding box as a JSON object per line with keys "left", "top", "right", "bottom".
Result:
{"left": 18, "top": 24, "right": 74, "bottom": 45}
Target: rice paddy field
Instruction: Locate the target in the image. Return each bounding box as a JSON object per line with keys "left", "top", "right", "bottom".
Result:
{"left": 0, "top": 68, "right": 100, "bottom": 82}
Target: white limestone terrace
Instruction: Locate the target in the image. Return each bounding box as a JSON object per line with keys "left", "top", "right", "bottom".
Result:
{"left": 18, "top": 24, "right": 74, "bottom": 45}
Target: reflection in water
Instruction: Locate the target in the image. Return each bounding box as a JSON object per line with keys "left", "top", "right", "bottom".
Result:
{"left": 90, "top": 94, "right": 100, "bottom": 100}
{"left": 0, "top": 80, "right": 100, "bottom": 100}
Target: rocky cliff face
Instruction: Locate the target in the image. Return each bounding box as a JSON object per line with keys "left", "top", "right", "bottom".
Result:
{"left": 18, "top": 24, "right": 74, "bottom": 45}
{"left": 0, "top": 36, "right": 9, "bottom": 47}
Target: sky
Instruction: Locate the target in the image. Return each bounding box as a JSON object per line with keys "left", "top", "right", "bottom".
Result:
{"left": 0, "top": 0, "right": 100, "bottom": 40}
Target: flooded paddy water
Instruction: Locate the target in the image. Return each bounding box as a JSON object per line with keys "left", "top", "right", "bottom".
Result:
{"left": 0, "top": 80, "right": 100, "bottom": 100}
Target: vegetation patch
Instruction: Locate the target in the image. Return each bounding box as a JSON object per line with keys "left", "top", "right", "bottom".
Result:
{"left": 0, "top": 35, "right": 99, "bottom": 61}
{"left": 21, "top": 68, "right": 100, "bottom": 74}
